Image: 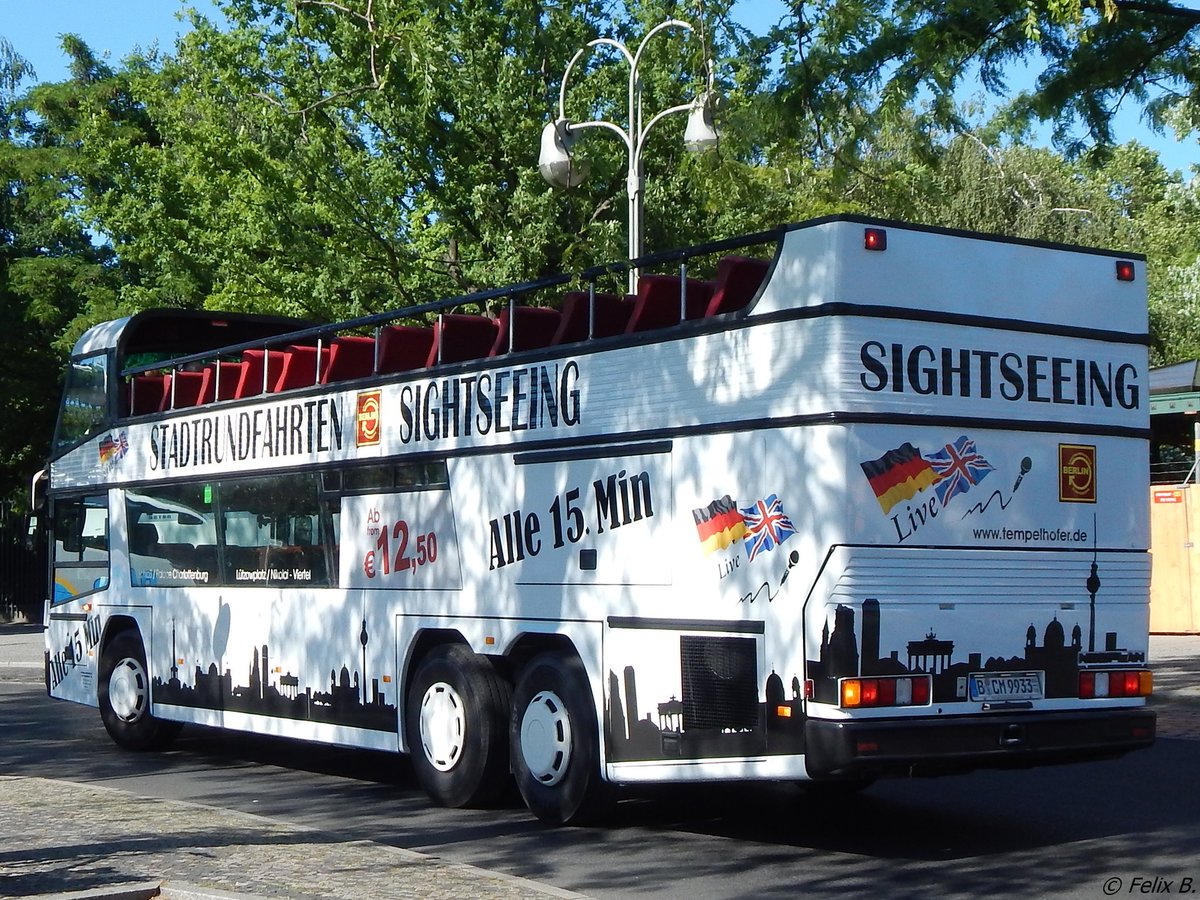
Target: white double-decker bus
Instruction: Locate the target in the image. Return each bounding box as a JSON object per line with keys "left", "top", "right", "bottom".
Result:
{"left": 40, "top": 216, "right": 1155, "bottom": 824}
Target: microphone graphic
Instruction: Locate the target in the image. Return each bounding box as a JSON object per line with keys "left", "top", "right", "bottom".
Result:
{"left": 780, "top": 550, "right": 800, "bottom": 586}
{"left": 1012, "top": 457, "right": 1032, "bottom": 492}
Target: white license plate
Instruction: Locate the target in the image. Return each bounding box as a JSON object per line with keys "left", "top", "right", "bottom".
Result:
{"left": 969, "top": 671, "right": 1044, "bottom": 702}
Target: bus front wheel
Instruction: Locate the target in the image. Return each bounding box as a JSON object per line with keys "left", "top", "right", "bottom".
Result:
{"left": 98, "top": 630, "right": 180, "bottom": 751}
{"left": 405, "top": 643, "right": 512, "bottom": 808}
{"left": 510, "top": 652, "right": 611, "bottom": 826}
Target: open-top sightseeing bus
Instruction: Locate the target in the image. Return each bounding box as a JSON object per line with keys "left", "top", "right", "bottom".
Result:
{"left": 40, "top": 215, "right": 1155, "bottom": 824}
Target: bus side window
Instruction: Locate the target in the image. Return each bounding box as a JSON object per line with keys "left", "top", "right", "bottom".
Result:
{"left": 125, "top": 483, "right": 218, "bottom": 587}
{"left": 52, "top": 494, "right": 109, "bottom": 604}
{"left": 221, "top": 474, "right": 331, "bottom": 588}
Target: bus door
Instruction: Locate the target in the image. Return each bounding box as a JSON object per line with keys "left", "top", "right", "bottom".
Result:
{"left": 46, "top": 492, "right": 109, "bottom": 703}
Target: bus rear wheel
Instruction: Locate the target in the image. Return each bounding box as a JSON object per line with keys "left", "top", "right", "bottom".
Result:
{"left": 510, "top": 652, "right": 611, "bottom": 826}
{"left": 98, "top": 630, "right": 180, "bottom": 751}
{"left": 405, "top": 643, "right": 512, "bottom": 808}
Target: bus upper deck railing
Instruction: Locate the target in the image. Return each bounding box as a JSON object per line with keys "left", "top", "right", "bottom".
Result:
{"left": 121, "top": 228, "right": 783, "bottom": 418}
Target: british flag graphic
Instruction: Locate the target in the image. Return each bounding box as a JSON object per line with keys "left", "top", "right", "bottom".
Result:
{"left": 925, "top": 435, "right": 993, "bottom": 506}
{"left": 739, "top": 494, "right": 797, "bottom": 562}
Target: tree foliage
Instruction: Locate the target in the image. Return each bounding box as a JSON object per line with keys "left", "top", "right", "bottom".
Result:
{"left": 1, "top": 39, "right": 122, "bottom": 505}
{"left": 767, "top": 0, "right": 1200, "bottom": 163}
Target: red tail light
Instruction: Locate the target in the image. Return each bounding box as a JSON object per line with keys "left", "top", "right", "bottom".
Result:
{"left": 1078, "top": 669, "right": 1152, "bottom": 699}
{"left": 911, "top": 676, "right": 931, "bottom": 705}
{"left": 841, "top": 675, "right": 932, "bottom": 709}
{"left": 878, "top": 677, "right": 897, "bottom": 706}
{"left": 860, "top": 679, "right": 878, "bottom": 705}
{"left": 1079, "top": 671, "right": 1095, "bottom": 699}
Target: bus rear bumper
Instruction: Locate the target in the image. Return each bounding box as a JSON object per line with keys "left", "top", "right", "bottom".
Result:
{"left": 804, "top": 708, "right": 1156, "bottom": 779}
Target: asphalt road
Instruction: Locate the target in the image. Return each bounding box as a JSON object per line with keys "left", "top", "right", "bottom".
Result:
{"left": 2, "top": 635, "right": 1199, "bottom": 899}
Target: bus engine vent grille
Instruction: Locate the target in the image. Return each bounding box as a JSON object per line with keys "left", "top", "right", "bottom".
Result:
{"left": 680, "top": 636, "right": 758, "bottom": 732}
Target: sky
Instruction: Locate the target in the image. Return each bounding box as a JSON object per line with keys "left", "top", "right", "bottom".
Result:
{"left": 2, "top": 0, "right": 1198, "bottom": 175}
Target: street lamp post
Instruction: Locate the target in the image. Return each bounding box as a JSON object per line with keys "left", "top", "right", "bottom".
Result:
{"left": 538, "top": 19, "right": 721, "bottom": 294}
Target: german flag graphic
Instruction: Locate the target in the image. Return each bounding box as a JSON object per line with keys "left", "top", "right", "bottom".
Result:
{"left": 693, "top": 495, "right": 748, "bottom": 555}
{"left": 860, "top": 443, "right": 939, "bottom": 513}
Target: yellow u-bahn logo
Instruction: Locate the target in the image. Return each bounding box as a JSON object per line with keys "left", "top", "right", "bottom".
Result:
{"left": 356, "top": 390, "right": 382, "bottom": 447}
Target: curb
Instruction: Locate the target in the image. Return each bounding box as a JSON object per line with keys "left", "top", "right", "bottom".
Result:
{"left": 28, "top": 882, "right": 280, "bottom": 900}
{"left": 31, "top": 884, "right": 161, "bottom": 900}
{"left": 161, "top": 884, "right": 277, "bottom": 900}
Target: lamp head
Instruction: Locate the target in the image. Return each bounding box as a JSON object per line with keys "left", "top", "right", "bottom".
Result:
{"left": 538, "top": 119, "right": 589, "bottom": 188}
{"left": 683, "top": 91, "right": 721, "bottom": 155}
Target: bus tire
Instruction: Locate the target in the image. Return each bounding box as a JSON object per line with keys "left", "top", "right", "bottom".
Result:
{"left": 510, "top": 652, "right": 611, "bottom": 826}
{"left": 98, "top": 630, "right": 181, "bottom": 751}
{"left": 405, "top": 643, "right": 512, "bottom": 808}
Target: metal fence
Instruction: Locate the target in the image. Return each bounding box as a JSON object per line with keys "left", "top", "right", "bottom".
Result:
{"left": 0, "top": 501, "right": 45, "bottom": 624}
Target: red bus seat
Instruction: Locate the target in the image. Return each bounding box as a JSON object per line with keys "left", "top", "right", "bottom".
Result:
{"left": 272, "top": 345, "right": 329, "bottom": 392}
{"left": 625, "top": 275, "right": 714, "bottom": 334}
{"left": 428, "top": 314, "right": 499, "bottom": 366}
{"left": 323, "top": 335, "right": 376, "bottom": 383}
{"left": 129, "top": 374, "right": 172, "bottom": 416}
{"left": 551, "top": 292, "right": 630, "bottom": 344}
{"left": 490, "top": 306, "right": 562, "bottom": 356}
{"left": 234, "top": 349, "right": 286, "bottom": 398}
{"left": 705, "top": 256, "right": 771, "bottom": 317}
{"left": 171, "top": 370, "right": 211, "bottom": 409}
{"left": 377, "top": 325, "right": 434, "bottom": 374}
{"left": 210, "top": 361, "right": 245, "bottom": 402}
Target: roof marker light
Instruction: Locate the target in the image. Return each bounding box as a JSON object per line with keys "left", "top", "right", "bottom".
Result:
{"left": 864, "top": 228, "right": 887, "bottom": 251}
{"left": 1116, "top": 260, "right": 1136, "bottom": 282}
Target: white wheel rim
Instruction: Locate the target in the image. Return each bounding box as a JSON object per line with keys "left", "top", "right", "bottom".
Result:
{"left": 520, "top": 690, "right": 572, "bottom": 786}
{"left": 109, "top": 658, "right": 148, "bottom": 722}
{"left": 418, "top": 681, "right": 465, "bottom": 772}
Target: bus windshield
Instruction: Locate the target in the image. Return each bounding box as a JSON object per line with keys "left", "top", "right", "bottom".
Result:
{"left": 54, "top": 353, "right": 108, "bottom": 453}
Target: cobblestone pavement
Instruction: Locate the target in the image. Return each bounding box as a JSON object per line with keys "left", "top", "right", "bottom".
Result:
{"left": 0, "top": 776, "right": 584, "bottom": 900}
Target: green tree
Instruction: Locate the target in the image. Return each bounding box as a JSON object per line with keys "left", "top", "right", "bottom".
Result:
{"left": 766, "top": 0, "right": 1200, "bottom": 165}
{"left": 1, "top": 36, "right": 120, "bottom": 507}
